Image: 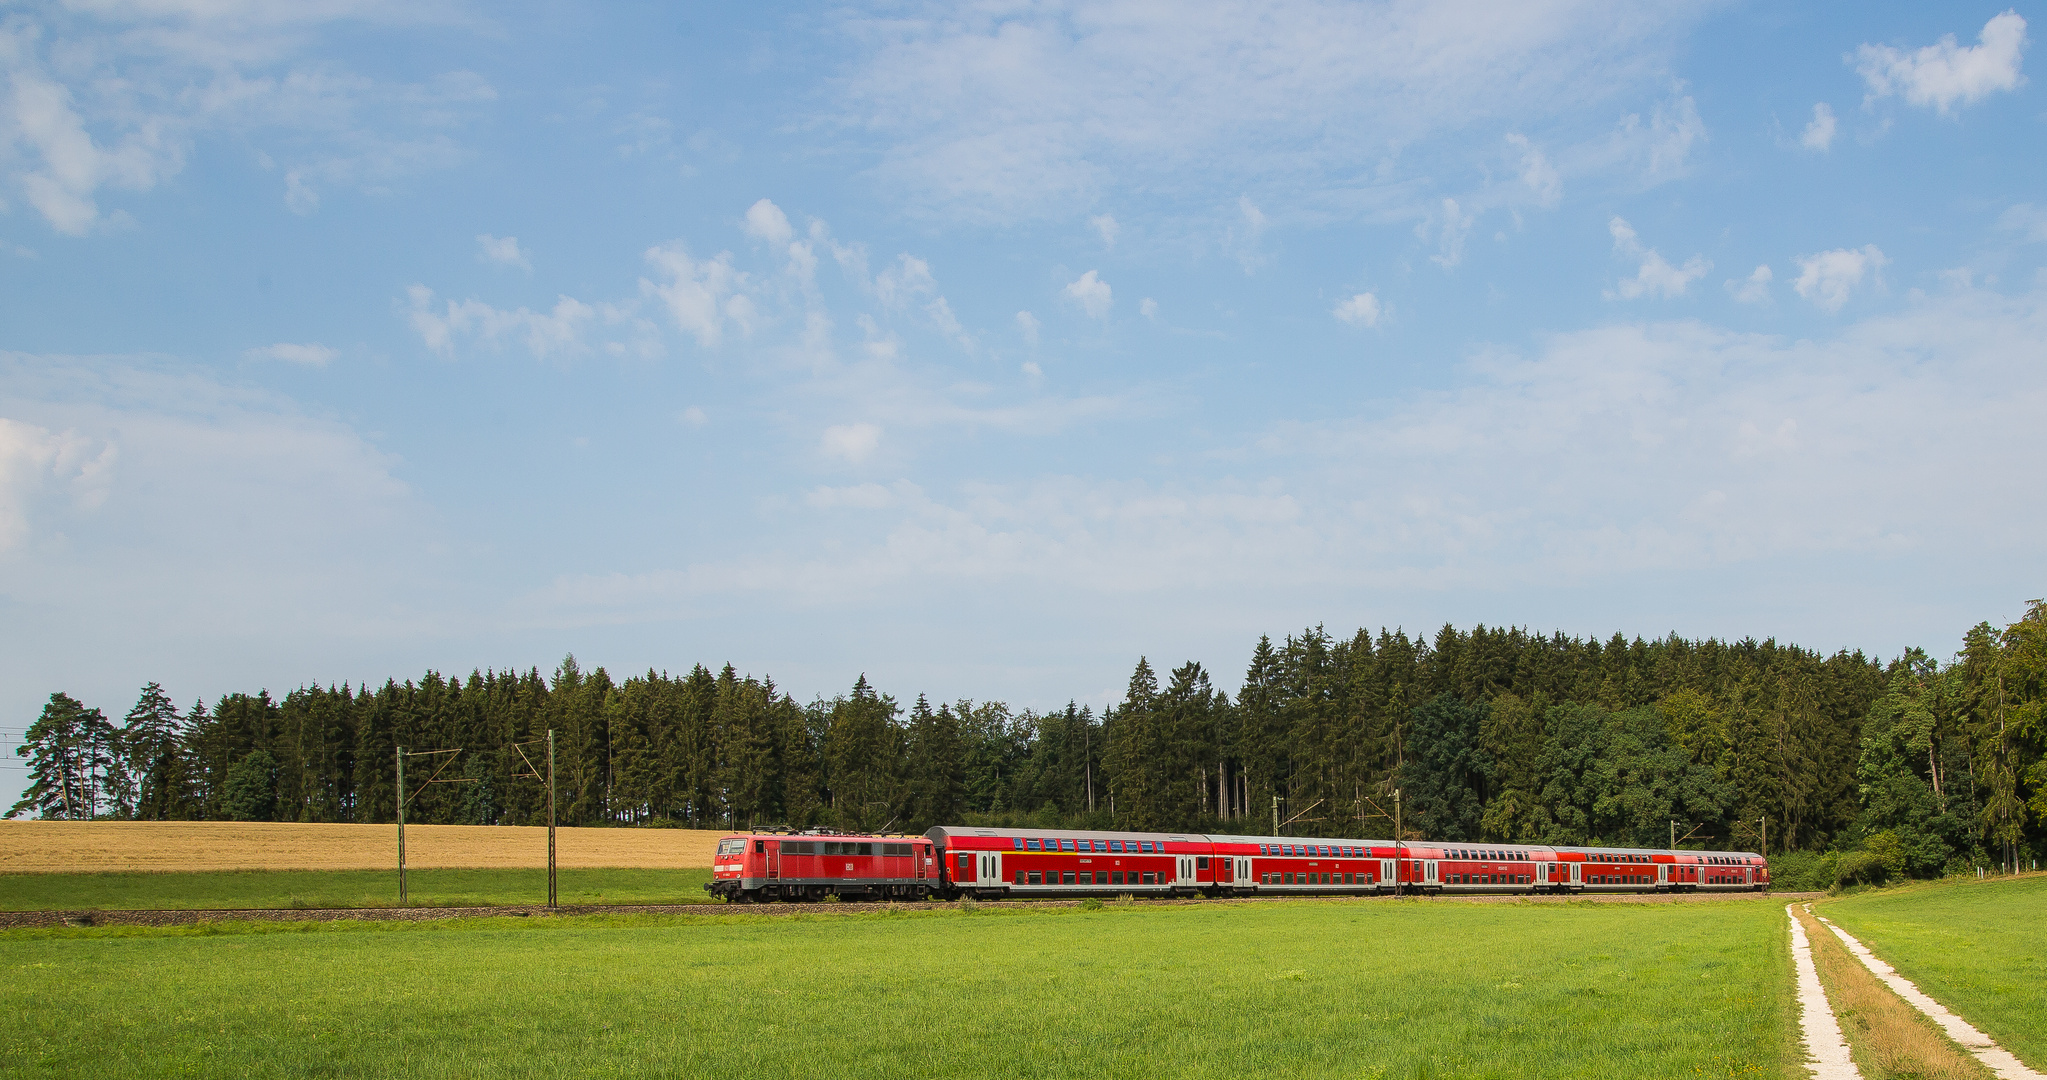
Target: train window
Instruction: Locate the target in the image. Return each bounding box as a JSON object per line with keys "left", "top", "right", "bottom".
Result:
{"left": 1094, "top": 840, "right": 1108, "bottom": 852}
{"left": 1013, "top": 838, "right": 1023, "bottom": 850}
{"left": 1016, "top": 871, "right": 1027, "bottom": 884}
{"left": 886, "top": 843, "right": 912, "bottom": 856}
{"left": 1062, "top": 872, "right": 1076, "bottom": 885}
{"left": 1140, "top": 842, "right": 1154, "bottom": 853}
{"left": 1108, "top": 841, "right": 1121, "bottom": 853}
{"left": 1059, "top": 839, "right": 1073, "bottom": 852}
{"left": 1026, "top": 839, "right": 1041, "bottom": 851}
{"left": 1028, "top": 872, "right": 1043, "bottom": 884}
{"left": 1110, "top": 872, "right": 1122, "bottom": 885}
{"left": 958, "top": 853, "right": 972, "bottom": 872}
{"left": 1196, "top": 857, "right": 1210, "bottom": 870}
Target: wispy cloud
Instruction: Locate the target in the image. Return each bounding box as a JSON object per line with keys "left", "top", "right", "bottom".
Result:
{"left": 834, "top": 1, "right": 1694, "bottom": 224}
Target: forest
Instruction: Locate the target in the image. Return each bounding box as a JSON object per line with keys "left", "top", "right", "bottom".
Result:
{"left": 12, "top": 602, "right": 2045, "bottom": 883}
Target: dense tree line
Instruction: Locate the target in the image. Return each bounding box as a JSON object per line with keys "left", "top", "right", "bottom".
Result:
{"left": 12, "top": 604, "right": 2046, "bottom": 878}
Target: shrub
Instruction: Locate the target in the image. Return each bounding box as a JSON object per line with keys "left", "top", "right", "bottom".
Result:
{"left": 1834, "top": 850, "right": 1889, "bottom": 889}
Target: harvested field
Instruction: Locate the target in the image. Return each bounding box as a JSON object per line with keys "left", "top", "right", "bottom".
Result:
{"left": 0, "top": 821, "right": 723, "bottom": 872}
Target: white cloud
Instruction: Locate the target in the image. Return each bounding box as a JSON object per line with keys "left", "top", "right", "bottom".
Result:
{"left": 1015, "top": 310, "right": 1041, "bottom": 345}
{"left": 1333, "top": 292, "right": 1381, "bottom": 327}
{"left": 1064, "top": 270, "right": 1113, "bottom": 319}
{"left": 1606, "top": 217, "right": 1709, "bottom": 299}
{"left": 245, "top": 342, "right": 338, "bottom": 366}
{"left": 875, "top": 254, "right": 938, "bottom": 308}
{"left": 407, "top": 284, "right": 640, "bottom": 360}
{"left": 1089, "top": 213, "right": 1119, "bottom": 249}
{"left": 1139, "top": 298, "right": 1158, "bottom": 320}
{"left": 0, "top": 417, "right": 116, "bottom": 552}
{"left": 1727, "top": 265, "right": 1773, "bottom": 305}
{"left": 1429, "top": 198, "right": 1474, "bottom": 269}
{"left": 821, "top": 422, "right": 882, "bottom": 464}
{"left": 836, "top": 2, "right": 1694, "bottom": 224}
{"left": 925, "top": 296, "right": 976, "bottom": 352}
{"left": 476, "top": 233, "right": 530, "bottom": 270}
{"left": 806, "top": 481, "right": 906, "bottom": 510}
{"left": 1505, "top": 134, "right": 1562, "bottom": 207}
{"left": 1800, "top": 103, "right": 1836, "bottom": 151}
{"left": 1793, "top": 246, "right": 1887, "bottom": 313}
{"left": 641, "top": 243, "right": 750, "bottom": 348}
{"left": 283, "top": 169, "right": 319, "bottom": 215}
{"left": 0, "top": 6, "right": 494, "bottom": 234}
{"left": 1998, "top": 203, "right": 2047, "bottom": 242}
{"left": 743, "top": 198, "right": 794, "bottom": 245}
{"left": 1856, "top": 12, "right": 2029, "bottom": 114}
{"left": 679, "top": 406, "right": 707, "bottom": 426}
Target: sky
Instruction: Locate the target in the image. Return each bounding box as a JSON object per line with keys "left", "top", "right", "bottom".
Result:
{"left": 4, "top": 1, "right": 2045, "bottom": 802}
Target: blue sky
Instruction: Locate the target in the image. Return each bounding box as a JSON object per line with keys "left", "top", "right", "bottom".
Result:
{"left": 4, "top": 1, "right": 2045, "bottom": 800}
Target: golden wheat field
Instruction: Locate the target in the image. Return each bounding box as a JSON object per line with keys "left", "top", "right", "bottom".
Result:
{"left": 0, "top": 820, "right": 725, "bottom": 873}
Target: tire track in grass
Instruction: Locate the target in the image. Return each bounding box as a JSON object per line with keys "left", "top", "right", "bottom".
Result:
{"left": 1813, "top": 911, "right": 2045, "bottom": 1080}
{"left": 1794, "top": 904, "right": 1991, "bottom": 1080}
{"left": 1788, "top": 903, "right": 1862, "bottom": 1079}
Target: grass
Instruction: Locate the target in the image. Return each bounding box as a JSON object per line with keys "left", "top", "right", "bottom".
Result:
{"left": 1818, "top": 874, "right": 2047, "bottom": 1072}
{"left": 1791, "top": 904, "right": 1989, "bottom": 1080}
{"left": 0, "top": 868, "right": 719, "bottom": 911}
{"left": 0, "top": 897, "right": 1795, "bottom": 1079}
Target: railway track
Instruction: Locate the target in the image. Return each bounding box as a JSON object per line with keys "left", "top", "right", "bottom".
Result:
{"left": 0, "top": 888, "right": 1814, "bottom": 930}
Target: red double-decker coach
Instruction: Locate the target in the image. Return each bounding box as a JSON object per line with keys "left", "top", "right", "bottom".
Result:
{"left": 705, "top": 825, "right": 1768, "bottom": 903}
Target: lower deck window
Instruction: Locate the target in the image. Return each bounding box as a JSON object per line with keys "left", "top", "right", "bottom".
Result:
{"left": 1028, "top": 871, "right": 1043, "bottom": 884}
{"left": 1062, "top": 871, "right": 1076, "bottom": 885}
{"left": 1015, "top": 871, "right": 1026, "bottom": 884}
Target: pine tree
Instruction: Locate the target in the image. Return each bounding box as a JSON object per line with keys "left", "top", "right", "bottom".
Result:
{"left": 122, "top": 683, "right": 188, "bottom": 821}
{"left": 10, "top": 693, "right": 109, "bottom": 819}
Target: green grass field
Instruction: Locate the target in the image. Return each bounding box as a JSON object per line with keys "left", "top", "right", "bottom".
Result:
{"left": 1819, "top": 874, "right": 2047, "bottom": 1071}
{"left": 0, "top": 897, "right": 1795, "bottom": 1079}
{"left": 0, "top": 868, "right": 718, "bottom": 911}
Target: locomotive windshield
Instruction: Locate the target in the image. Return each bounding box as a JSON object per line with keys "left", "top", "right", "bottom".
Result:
{"left": 717, "top": 839, "right": 745, "bottom": 856}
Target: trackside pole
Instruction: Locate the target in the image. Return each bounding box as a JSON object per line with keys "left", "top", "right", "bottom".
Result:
{"left": 547, "top": 728, "right": 557, "bottom": 909}
{"left": 1394, "top": 788, "right": 1403, "bottom": 898}
{"left": 397, "top": 745, "right": 407, "bottom": 904}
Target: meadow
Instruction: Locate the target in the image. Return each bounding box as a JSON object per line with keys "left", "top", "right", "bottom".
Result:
{"left": 0, "top": 867, "right": 717, "bottom": 911}
{"left": 0, "top": 896, "right": 1796, "bottom": 1079}
{"left": 1818, "top": 874, "right": 2046, "bottom": 1071}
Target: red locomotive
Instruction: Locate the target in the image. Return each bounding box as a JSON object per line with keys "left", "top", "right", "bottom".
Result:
{"left": 706, "top": 825, "right": 1768, "bottom": 903}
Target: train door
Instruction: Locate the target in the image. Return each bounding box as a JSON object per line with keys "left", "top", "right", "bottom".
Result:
{"left": 766, "top": 840, "right": 780, "bottom": 885}
{"left": 1178, "top": 856, "right": 1195, "bottom": 887}
{"left": 1656, "top": 863, "right": 1668, "bottom": 889}
{"left": 1238, "top": 857, "right": 1254, "bottom": 887}
{"left": 977, "top": 852, "right": 1002, "bottom": 888}
{"left": 1423, "top": 861, "right": 1439, "bottom": 886}
{"left": 1379, "top": 859, "right": 1395, "bottom": 888}
{"left": 1570, "top": 862, "right": 1582, "bottom": 886}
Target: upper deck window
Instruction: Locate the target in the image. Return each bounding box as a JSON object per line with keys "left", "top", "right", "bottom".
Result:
{"left": 1139, "top": 841, "right": 1154, "bottom": 853}
{"left": 1013, "top": 838, "right": 1023, "bottom": 850}
{"left": 1026, "top": 839, "right": 1041, "bottom": 851}
{"left": 1060, "top": 839, "right": 1075, "bottom": 852}
{"left": 1109, "top": 841, "right": 1123, "bottom": 853}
